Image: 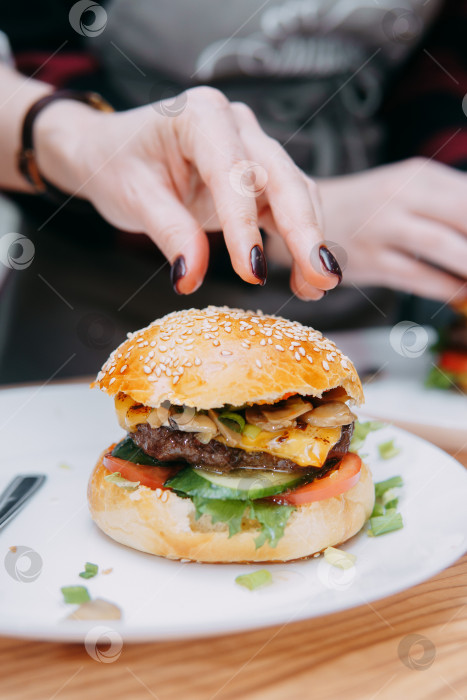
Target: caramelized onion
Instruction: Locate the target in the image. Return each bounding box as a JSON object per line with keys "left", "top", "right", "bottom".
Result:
{"left": 302, "top": 401, "right": 356, "bottom": 427}
{"left": 169, "top": 405, "right": 196, "bottom": 427}
{"left": 246, "top": 397, "right": 312, "bottom": 432}
{"left": 208, "top": 409, "right": 241, "bottom": 446}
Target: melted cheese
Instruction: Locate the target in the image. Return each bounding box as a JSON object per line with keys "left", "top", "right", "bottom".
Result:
{"left": 116, "top": 394, "right": 341, "bottom": 468}
{"left": 216, "top": 425, "right": 341, "bottom": 467}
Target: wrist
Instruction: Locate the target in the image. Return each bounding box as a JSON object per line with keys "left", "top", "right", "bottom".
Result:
{"left": 34, "top": 99, "right": 105, "bottom": 195}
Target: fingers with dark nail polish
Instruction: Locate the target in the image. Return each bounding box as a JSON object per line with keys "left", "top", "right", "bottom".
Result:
{"left": 170, "top": 255, "right": 186, "bottom": 294}
{"left": 250, "top": 245, "right": 267, "bottom": 285}
{"left": 319, "top": 245, "right": 342, "bottom": 284}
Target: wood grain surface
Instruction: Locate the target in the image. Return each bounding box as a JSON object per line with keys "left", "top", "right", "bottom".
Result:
{"left": 1, "top": 453, "right": 466, "bottom": 700}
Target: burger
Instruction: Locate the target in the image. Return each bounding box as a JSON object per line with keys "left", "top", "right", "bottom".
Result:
{"left": 427, "top": 298, "right": 467, "bottom": 392}
{"left": 89, "top": 306, "right": 374, "bottom": 563}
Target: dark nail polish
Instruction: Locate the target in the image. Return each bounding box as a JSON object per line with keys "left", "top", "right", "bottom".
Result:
{"left": 250, "top": 245, "right": 267, "bottom": 286}
{"left": 170, "top": 255, "right": 186, "bottom": 294}
{"left": 319, "top": 245, "right": 342, "bottom": 284}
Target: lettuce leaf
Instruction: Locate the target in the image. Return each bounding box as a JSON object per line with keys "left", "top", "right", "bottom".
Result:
{"left": 111, "top": 436, "right": 169, "bottom": 466}
{"left": 169, "top": 468, "right": 295, "bottom": 547}
{"left": 249, "top": 501, "right": 295, "bottom": 549}
{"left": 425, "top": 365, "right": 457, "bottom": 390}
{"left": 350, "top": 420, "right": 385, "bottom": 453}
{"left": 192, "top": 497, "right": 246, "bottom": 537}
{"left": 191, "top": 496, "right": 295, "bottom": 548}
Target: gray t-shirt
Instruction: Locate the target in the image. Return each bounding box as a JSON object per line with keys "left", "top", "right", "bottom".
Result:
{"left": 93, "top": 0, "right": 442, "bottom": 175}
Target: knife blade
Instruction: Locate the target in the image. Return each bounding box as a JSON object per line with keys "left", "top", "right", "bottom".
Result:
{"left": 0, "top": 475, "right": 46, "bottom": 530}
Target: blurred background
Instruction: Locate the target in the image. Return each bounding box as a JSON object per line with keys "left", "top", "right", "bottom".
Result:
{"left": 0, "top": 0, "right": 465, "bottom": 384}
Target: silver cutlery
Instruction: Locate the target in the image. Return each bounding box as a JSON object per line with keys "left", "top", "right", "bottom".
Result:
{"left": 0, "top": 475, "right": 46, "bottom": 530}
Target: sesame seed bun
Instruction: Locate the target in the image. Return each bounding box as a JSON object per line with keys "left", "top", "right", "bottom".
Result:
{"left": 92, "top": 306, "right": 363, "bottom": 408}
{"left": 88, "top": 452, "right": 374, "bottom": 563}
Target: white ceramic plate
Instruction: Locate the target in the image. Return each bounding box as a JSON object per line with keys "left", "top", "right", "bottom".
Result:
{"left": 329, "top": 327, "right": 467, "bottom": 452}
{"left": 0, "top": 383, "right": 466, "bottom": 643}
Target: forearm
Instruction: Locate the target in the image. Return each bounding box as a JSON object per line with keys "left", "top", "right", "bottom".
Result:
{"left": 0, "top": 64, "right": 52, "bottom": 191}
{"left": 0, "top": 63, "right": 104, "bottom": 195}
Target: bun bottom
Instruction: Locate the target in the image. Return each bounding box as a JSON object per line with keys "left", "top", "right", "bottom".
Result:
{"left": 88, "top": 452, "right": 375, "bottom": 563}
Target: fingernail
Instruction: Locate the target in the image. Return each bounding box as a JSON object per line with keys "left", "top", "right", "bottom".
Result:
{"left": 170, "top": 255, "right": 186, "bottom": 294}
{"left": 319, "top": 245, "right": 342, "bottom": 284}
{"left": 250, "top": 245, "right": 267, "bottom": 285}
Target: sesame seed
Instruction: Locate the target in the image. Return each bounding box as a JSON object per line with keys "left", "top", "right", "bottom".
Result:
{"left": 156, "top": 367, "right": 161, "bottom": 376}
{"left": 173, "top": 375, "right": 180, "bottom": 384}
{"left": 120, "top": 364, "right": 127, "bottom": 373}
{"left": 155, "top": 488, "right": 162, "bottom": 498}
{"left": 306, "top": 355, "right": 314, "bottom": 364}
{"left": 109, "top": 366, "right": 115, "bottom": 375}
{"left": 117, "top": 353, "right": 122, "bottom": 358}
{"left": 275, "top": 344, "right": 284, "bottom": 352}
{"left": 109, "top": 377, "right": 116, "bottom": 385}
{"left": 194, "top": 357, "right": 202, "bottom": 366}
{"left": 260, "top": 339, "right": 266, "bottom": 346}
{"left": 241, "top": 341, "right": 250, "bottom": 349}
{"left": 213, "top": 339, "right": 220, "bottom": 346}
{"left": 159, "top": 345, "right": 167, "bottom": 352}
{"left": 221, "top": 350, "right": 232, "bottom": 356}
{"left": 299, "top": 347, "right": 305, "bottom": 356}
{"left": 150, "top": 340, "right": 156, "bottom": 347}
{"left": 143, "top": 365, "right": 151, "bottom": 374}
{"left": 256, "top": 359, "right": 262, "bottom": 368}
{"left": 294, "top": 351, "right": 301, "bottom": 361}
{"left": 249, "top": 330, "right": 256, "bottom": 336}
{"left": 322, "top": 360, "right": 330, "bottom": 371}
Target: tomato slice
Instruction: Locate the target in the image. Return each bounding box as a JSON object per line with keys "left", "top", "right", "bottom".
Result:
{"left": 269, "top": 452, "right": 362, "bottom": 505}
{"left": 439, "top": 350, "right": 467, "bottom": 374}
{"left": 103, "top": 453, "right": 181, "bottom": 490}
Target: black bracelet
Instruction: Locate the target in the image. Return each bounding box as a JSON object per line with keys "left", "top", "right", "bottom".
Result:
{"left": 17, "top": 89, "right": 114, "bottom": 202}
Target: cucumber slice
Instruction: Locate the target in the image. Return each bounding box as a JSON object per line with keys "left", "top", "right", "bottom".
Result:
{"left": 194, "top": 468, "right": 303, "bottom": 500}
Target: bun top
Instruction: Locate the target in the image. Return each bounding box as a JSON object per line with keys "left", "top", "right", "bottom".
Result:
{"left": 92, "top": 306, "right": 364, "bottom": 408}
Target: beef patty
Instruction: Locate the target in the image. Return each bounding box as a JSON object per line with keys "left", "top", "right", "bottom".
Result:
{"left": 131, "top": 422, "right": 354, "bottom": 474}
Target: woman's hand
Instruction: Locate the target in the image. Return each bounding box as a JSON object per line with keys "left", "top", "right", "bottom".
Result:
{"left": 316, "top": 159, "right": 467, "bottom": 302}
{"left": 35, "top": 86, "right": 340, "bottom": 297}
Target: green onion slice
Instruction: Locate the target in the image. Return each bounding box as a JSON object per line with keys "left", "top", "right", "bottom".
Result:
{"left": 219, "top": 412, "right": 246, "bottom": 433}
{"left": 104, "top": 472, "right": 140, "bottom": 490}
{"left": 79, "top": 562, "right": 98, "bottom": 579}
{"left": 378, "top": 439, "right": 401, "bottom": 460}
{"left": 61, "top": 586, "right": 91, "bottom": 604}
{"left": 242, "top": 423, "right": 262, "bottom": 440}
{"left": 324, "top": 547, "right": 356, "bottom": 569}
{"left": 368, "top": 512, "right": 403, "bottom": 537}
{"left": 374, "top": 476, "right": 403, "bottom": 499}
{"left": 235, "top": 569, "right": 272, "bottom": 590}
{"left": 371, "top": 502, "right": 385, "bottom": 518}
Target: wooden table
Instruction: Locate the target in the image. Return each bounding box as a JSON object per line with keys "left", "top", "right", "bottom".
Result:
{"left": 1, "top": 452, "right": 466, "bottom": 700}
